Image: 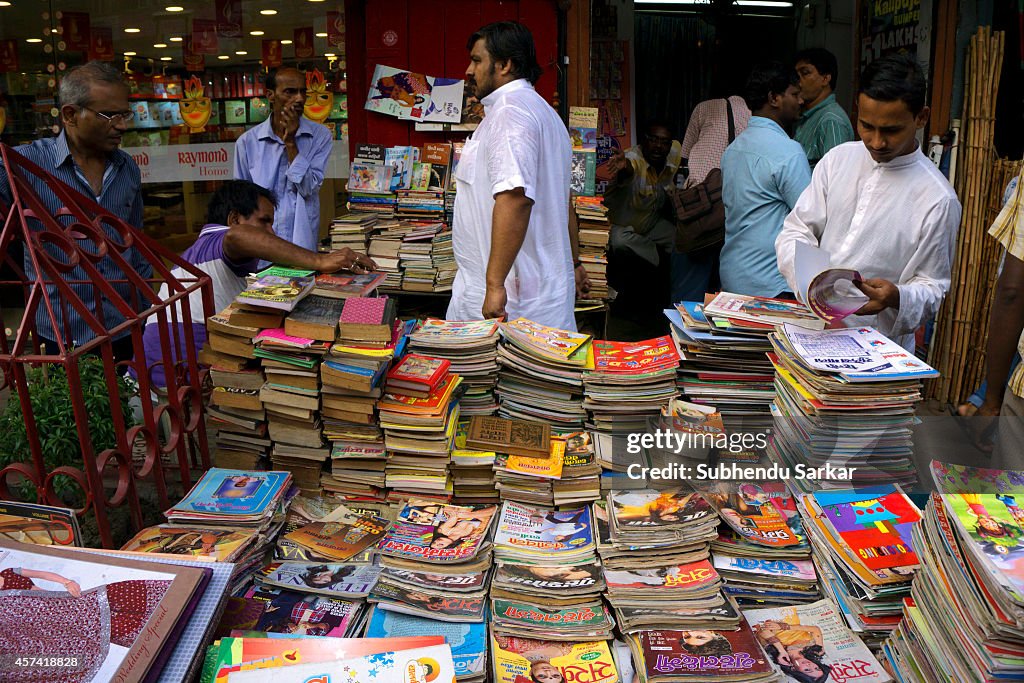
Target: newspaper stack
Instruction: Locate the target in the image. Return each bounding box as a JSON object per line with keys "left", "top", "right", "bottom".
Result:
{"left": 882, "top": 462, "right": 1024, "bottom": 682}
{"left": 583, "top": 336, "right": 681, "bottom": 434}
{"left": 408, "top": 318, "right": 501, "bottom": 416}
{"left": 490, "top": 500, "right": 614, "bottom": 640}
{"left": 496, "top": 318, "right": 593, "bottom": 429}
{"left": 797, "top": 484, "right": 921, "bottom": 645}
{"left": 370, "top": 500, "right": 497, "bottom": 624}
{"left": 768, "top": 324, "right": 938, "bottom": 493}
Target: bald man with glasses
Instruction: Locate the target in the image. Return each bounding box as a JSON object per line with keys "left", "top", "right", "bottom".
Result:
{"left": 0, "top": 60, "right": 150, "bottom": 363}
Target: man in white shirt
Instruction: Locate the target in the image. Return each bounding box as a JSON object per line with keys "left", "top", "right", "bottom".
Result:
{"left": 775, "top": 54, "right": 961, "bottom": 351}
{"left": 447, "top": 21, "right": 577, "bottom": 331}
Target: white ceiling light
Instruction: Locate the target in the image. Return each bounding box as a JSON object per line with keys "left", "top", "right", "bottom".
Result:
{"left": 124, "top": 27, "right": 141, "bottom": 33}
{"left": 170, "top": 36, "right": 183, "bottom": 42}
{"left": 166, "top": 5, "right": 184, "bottom": 11}
{"left": 250, "top": 30, "right": 265, "bottom": 36}
{"left": 260, "top": 9, "right": 277, "bottom": 15}
{"left": 218, "top": 55, "right": 230, "bottom": 60}
{"left": 235, "top": 50, "right": 247, "bottom": 55}
{"left": 154, "top": 43, "right": 168, "bottom": 48}
{"left": 26, "top": 38, "right": 43, "bottom": 43}
{"left": 280, "top": 39, "right": 293, "bottom": 45}
{"left": 315, "top": 32, "right": 327, "bottom": 37}
{"left": 160, "top": 56, "right": 172, "bottom": 61}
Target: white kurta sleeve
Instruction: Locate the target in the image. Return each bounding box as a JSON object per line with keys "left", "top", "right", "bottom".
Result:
{"left": 887, "top": 195, "right": 961, "bottom": 337}
{"left": 484, "top": 105, "right": 541, "bottom": 201}
{"left": 776, "top": 160, "right": 831, "bottom": 295}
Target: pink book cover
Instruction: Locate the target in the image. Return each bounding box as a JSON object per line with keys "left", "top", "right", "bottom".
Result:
{"left": 340, "top": 297, "right": 388, "bottom": 325}
{"left": 255, "top": 328, "right": 316, "bottom": 347}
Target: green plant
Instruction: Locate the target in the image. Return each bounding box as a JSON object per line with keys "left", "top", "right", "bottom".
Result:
{"left": 0, "top": 356, "right": 137, "bottom": 506}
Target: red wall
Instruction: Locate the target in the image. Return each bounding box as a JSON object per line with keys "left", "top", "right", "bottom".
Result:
{"left": 345, "top": 0, "right": 560, "bottom": 152}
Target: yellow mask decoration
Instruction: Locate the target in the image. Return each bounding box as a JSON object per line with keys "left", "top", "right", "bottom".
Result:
{"left": 179, "top": 75, "right": 212, "bottom": 133}
{"left": 304, "top": 69, "right": 333, "bottom": 125}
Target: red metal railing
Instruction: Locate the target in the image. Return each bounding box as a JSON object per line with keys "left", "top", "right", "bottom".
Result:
{"left": 0, "top": 144, "right": 214, "bottom": 547}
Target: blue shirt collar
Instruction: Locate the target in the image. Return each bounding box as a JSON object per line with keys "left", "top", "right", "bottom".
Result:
{"left": 748, "top": 115, "right": 791, "bottom": 138}
{"left": 51, "top": 130, "right": 126, "bottom": 169}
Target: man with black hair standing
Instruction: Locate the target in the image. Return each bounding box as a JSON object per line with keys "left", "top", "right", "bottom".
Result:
{"left": 776, "top": 54, "right": 961, "bottom": 351}
{"left": 141, "top": 180, "right": 374, "bottom": 388}
{"left": 793, "top": 48, "right": 854, "bottom": 169}
{"left": 447, "top": 21, "right": 577, "bottom": 330}
{"left": 719, "top": 63, "right": 810, "bottom": 298}
{"left": 234, "top": 67, "right": 332, "bottom": 251}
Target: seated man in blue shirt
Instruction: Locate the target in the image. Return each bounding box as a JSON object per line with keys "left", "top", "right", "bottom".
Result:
{"left": 0, "top": 61, "right": 149, "bottom": 362}
{"left": 719, "top": 62, "right": 811, "bottom": 298}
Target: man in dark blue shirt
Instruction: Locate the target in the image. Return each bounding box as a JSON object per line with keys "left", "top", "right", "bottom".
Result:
{"left": 0, "top": 60, "right": 149, "bottom": 362}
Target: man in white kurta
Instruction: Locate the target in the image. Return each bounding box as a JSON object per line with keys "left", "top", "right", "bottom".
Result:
{"left": 775, "top": 54, "right": 961, "bottom": 351}
{"left": 448, "top": 22, "right": 575, "bottom": 331}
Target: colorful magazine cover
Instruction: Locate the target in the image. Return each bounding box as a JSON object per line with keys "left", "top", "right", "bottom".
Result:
{"left": 365, "top": 607, "right": 487, "bottom": 680}
{"left": 494, "top": 502, "right": 594, "bottom": 556}
{"left": 377, "top": 500, "right": 496, "bottom": 563}
{"left": 590, "top": 336, "right": 680, "bottom": 373}
{"left": 501, "top": 318, "right": 592, "bottom": 362}
{"left": 712, "top": 555, "right": 817, "bottom": 583}
{"left": 630, "top": 622, "right": 775, "bottom": 681}
{"left": 258, "top": 562, "right": 381, "bottom": 598}
{"left": 213, "top": 635, "right": 444, "bottom": 683}
{"left": 493, "top": 439, "right": 566, "bottom": 480}
{"left": 608, "top": 489, "right": 715, "bottom": 529}
{"left": 701, "top": 483, "right": 807, "bottom": 549}
{"left": 491, "top": 634, "right": 618, "bottom": 683}
{"left": 0, "top": 500, "right": 82, "bottom": 547}
{"left": 603, "top": 560, "right": 719, "bottom": 592}
{"left": 225, "top": 643, "right": 457, "bottom": 683}
{"left": 282, "top": 513, "right": 390, "bottom": 562}
{"left": 313, "top": 271, "right": 388, "bottom": 298}
{"left": 251, "top": 587, "right": 361, "bottom": 637}
{"left": 120, "top": 525, "right": 256, "bottom": 561}
{"left": 235, "top": 267, "right": 316, "bottom": 312}
{"left": 745, "top": 599, "right": 892, "bottom": 683}
{"left": 704, "top": 291, "right": 824, "bottom": 329}
{"left": 494, "top": 561, "right": 603, "bottom": 593}
{"left": 779, "top": 324, "right": 939, "bottom": 382}
{"left": 365, "top": 64, "right": 464, "bottom": 123}
{"left": 492, "top": 598, "right": 613, "bottom": 633}
{"left": 411, "top": 317, "right": 501, "bottom": 342}
{"left": 370, "top": 580, "right": 487, "bottom": 621}
{"left": 810, "top": 486, "right": 921, "bottom": 573}
{"left": 380, "top": 567, "right": 489, "bottom": 592}
{"left": 168, "top": 469, "right": 291, "bottom": 517}
{"left": 930, "top": 461, "right": 1024, "bottom": 602}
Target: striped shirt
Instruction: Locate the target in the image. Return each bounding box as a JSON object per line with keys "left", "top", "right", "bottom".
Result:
{"left": 680, "top": 96, "right": 752, "bottom": 184}
{"left": 794, "top": 94, "right": 855, "bottom": 169}
{"left": 142, "top": 224, "right": 258, "bottom": 387}
{"left": 989, "top": 172, "right": 1024, "bottom": 397}
{"left": 0, "top": 131, "right": 149, "bottom": 346}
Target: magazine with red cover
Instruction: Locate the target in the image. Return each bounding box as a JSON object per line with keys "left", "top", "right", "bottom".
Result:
{"left": 590, "top": 336, "right": 680, "bottom": 374}
{"left": 631, "top": 621, "right": 776, "bottom": 681}
{"left": 385, "top": 353, "right": 451, "bottom": 396}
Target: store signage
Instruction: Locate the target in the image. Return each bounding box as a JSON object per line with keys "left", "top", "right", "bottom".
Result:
{"left": 215, "top": 0, "right": 242, "bottom": 39}
{"left": 262, "top": 40, "right": 282, "bottom": 68}
{"left": 294, "top": 27, "right": 314, "bottom": 59}
{"left": 88, "top": 26, "right": 114, "bottom": 62}
{"left": 123, "top": 141, "right": 349, "bottom": 184}
{"left": 61, "top": 12, "right": 91, "bottom": 51}
{"left": 327, "top": 11, "right": 346, "bottom": 49}
{"left": 0, "top": 40, "right": 18, "bottom": 73}
{"left": 191, "top": 19, "right": 220, "bottom": 55}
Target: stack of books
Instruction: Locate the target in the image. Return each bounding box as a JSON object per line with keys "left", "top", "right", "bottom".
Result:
{"left": 583, "top": 336, "right": 680, "bottom": 434}
{"left": 395, "top": 190, "right": 446, "bottom": 222}
{"left": 883, "top": 462, "right": 1024, "bottom": 682}
{"left": 768, "top": 324, "right": 938, "bottom": 492}
{"left": 496, "top": 318, "right": 594, "bottom": 428}
{"left": 327, "top": 212, "right": 377, "bottom": 252}
{"left": 309, "top": 271, "right": 386, "bottom": 300}
{"left": 379, "top": 359, "right": 464, "bottom": 500}
{"left": 367, "top": 223, "right": 404, "bottom": 289}
{"left": 409, "top": 318, "right": 501, "bottom": 416}
{"left": 551, "top": 430, "right": 604, "bottom": 505}
{"left": 450, "top": 420, "right": 501, "bottom": 505}
{"left": 347, "top": 146, "right": 397, "bottom": 217}
{"left": 432, "top": 230, "right": 456, "bottom": 291}
{"left": 372, "top": 499, "right": 496, "bottom": 626}
{"left": 798, "top": 484, "right": 921, "bottom": 644}
{"left": 574, "top": 195, "right": 611, "bottom": 300}
{"left": 491, "top": 500, "right": 615, "bottom": 640}
{"left": 664, "top": 299, "right": 777, "bottom": 429}
{"left": 398, "top": 221, "right": 444, "bottom": 291}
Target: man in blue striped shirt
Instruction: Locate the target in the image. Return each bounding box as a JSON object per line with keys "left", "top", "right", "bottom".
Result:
{"left": 0, "top": 61, "right": 148, "bottom": 362}
{"left": 793, "top": 48, "right": 854, "bottom": 169}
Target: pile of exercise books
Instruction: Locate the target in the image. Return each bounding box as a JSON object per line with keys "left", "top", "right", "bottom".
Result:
{"left": 409, "top": 318, "right": 501, "bottom": 416}
{"left": 491, "top": 500, "right": 615, "bottom": 640}
{"left": 327, "top": 212, "right": 377, "bottom": 252}
{"left": 574, "top": 195, "right": 611, "bottom": 299}
{"left": 371, "top": 499, "right": 496, "bottom": 626}
{"left": 379, "top": 356, "right": 464, "bottom": 499}
{"left": 798, "top": 485, "right": 921, "bottom": 643}
{"left": 768, "top": 324, "right": 937, "bottom": 492}
{"left": 882, "top": 462, "right": 1024, "bottom": 683}
{"left": 583, "top": 336, "right": 680, "bottom": 434}
{"left": 321, "top": 319, "right": 413, "bottom": 501}
{"left": 496, "top": 318, "right": 593, "bottom": 428}
{"left": 664, "top": 301, "right": 776, "bottom": 429}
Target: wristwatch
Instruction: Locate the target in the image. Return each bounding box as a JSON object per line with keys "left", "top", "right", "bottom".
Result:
{"left": 573, "top": 259, "right": 582, "bottom": 268}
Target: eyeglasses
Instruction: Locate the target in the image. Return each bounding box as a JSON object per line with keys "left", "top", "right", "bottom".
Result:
{"left": 82, "top": 106, "right": 135, "bottom": 124}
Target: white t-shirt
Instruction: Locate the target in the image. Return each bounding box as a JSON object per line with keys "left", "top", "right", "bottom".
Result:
{"left": 775, "top": 142, "right": 961, "bottom": 351}
{"left": 447, "top": 79, "right": 575, "bottom": 331}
